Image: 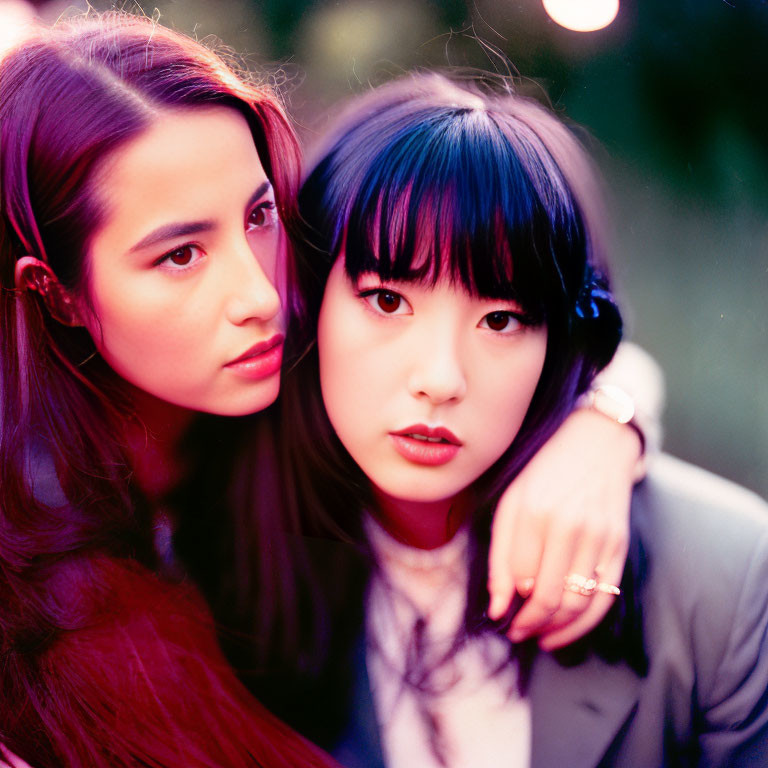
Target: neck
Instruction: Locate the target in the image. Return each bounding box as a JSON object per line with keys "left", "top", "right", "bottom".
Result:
{"left": 123, "top": 386, "right": 196, "bottom": 503}
{"left": 372, "top": 488, "right": 473, "bottom": 550}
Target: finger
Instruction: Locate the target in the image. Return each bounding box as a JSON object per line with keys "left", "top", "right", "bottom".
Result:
{"left": 536, "top": 514, "right": 608, "bottom": 635}
{"left": 487, "top": 490, "right": 522, "bottom": 619}
{"left": 490, "top": 502, "right": 547, "bottom": 621}
{"left": 535, "top": 592, "right": 614, "bottom": 650}
{"left": 487, "top": 495, "right": 517, "bottom": 619}
{"left": 537, "top": 530, "right": 627, "bottom": 651}
{"left": 507, "top": 514, "right": 581, "bottom": 641}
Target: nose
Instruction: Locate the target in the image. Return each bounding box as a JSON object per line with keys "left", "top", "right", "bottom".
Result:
{"left": 224, "top": 237, "right": 281, "bottom": 326}
{"left": 407, "top": 332, "right": 467, "bottom": 405}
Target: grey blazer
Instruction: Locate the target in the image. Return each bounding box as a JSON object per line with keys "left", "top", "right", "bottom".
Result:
{"left": 334, "top": 455, "right": 768, "bottom": 768}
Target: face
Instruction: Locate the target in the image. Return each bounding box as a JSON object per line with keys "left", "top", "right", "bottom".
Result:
{"left": 317, "top": 257, "right": 548, "bottom": 504}
{"left": 84, "top": 106, "right": 284, "bottom": 416}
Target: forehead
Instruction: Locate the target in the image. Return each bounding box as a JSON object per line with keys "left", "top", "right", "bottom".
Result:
{"left": 92, "top": 106, "right": 266, "bottom": 240}
{"left": 342, "top": 190, "right": 519, "bottom": 303}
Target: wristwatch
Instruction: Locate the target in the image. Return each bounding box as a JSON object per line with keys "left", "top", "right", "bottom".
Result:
{"left": 579, "top": 384, "right": 636, "bottom": 425}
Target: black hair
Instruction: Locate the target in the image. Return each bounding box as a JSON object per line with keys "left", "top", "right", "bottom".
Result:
{"left": 288, "top": 73, "right": 622, "bottom": 520}
{"left": 272, "top": 73, "right": 634, "bottom": 751}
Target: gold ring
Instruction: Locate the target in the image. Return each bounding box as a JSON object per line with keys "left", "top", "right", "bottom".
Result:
{"left": 596, "top": 582, "right": 621, "bottom": 596}
{"left": 563, "top": 573, "right": 597, "bottom": 596}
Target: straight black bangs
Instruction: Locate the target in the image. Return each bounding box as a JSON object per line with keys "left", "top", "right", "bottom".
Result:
{"left": 333, "top": 104, "right": 589, "bottom": 320}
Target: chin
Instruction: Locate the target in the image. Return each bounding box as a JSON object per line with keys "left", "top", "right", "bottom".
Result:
{"left": 206, "top": 380, "right": 281, "bottom": 417}
{"left": 376, "top": 475, "right": 468, "bottom": 505}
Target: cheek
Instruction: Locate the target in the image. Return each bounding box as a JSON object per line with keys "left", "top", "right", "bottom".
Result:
{"left": 472, "top": 334, "right": 548, "bottom": 459}
{"left": 85, "top": 270, "right": 216, "bottom": 384}
{"left": 317, "top": 293, "right": 389, "bottom": 457}
{"left": 318, "top": 305, "right": 364, "bottom": 434}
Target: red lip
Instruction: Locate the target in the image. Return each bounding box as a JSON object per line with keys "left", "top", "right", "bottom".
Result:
{"left": 389, "top": 424, "right": 463, "bottom": 467}
{"left": 224, "top": 333, "right": 284, "bottom": 382}
{"left": 226, "top": 333, "right": 284, "bottom": 367}
{"left": 390, "top": 424, "right": 462, "bottom": 446}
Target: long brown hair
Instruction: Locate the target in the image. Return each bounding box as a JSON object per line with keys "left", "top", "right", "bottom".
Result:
{"left": 0, "top": 11, "right": 331, "bottom": 766}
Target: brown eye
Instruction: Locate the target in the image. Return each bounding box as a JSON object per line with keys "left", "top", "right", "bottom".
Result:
{"left": 486, "top": 311, "right": 511, "bottom": 331}
{"left": 377, "top": 291, "right": 401, "bottom": 313}
{"left": 169, "top": 246, "right": 194, "bottom": 266}
{"left": 480, "top": 311, "right": 523, "bottom": 334}
{"left": 157, "top": 244, "right": 204, "bottom": 270}
{"left": 360, "top": 288, "right": 412, "bottom": 316}
{"left": 250, "top": 208, "right": 266, "bottom": 227}
{"left": 248, "top": 202, "right": 276, "bottom": 230}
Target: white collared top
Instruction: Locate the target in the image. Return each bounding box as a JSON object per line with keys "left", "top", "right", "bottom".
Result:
{"left": 365, "top": 516, "right": 531, "bottom": 768}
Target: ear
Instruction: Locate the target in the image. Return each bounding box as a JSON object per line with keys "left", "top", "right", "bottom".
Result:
{"left": 15, "top": 256, "right": 83, "bottom": 327}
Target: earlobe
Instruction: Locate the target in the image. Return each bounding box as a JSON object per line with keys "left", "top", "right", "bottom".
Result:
{"left": 14, "top": 256, "right": 83, "bottom": 327}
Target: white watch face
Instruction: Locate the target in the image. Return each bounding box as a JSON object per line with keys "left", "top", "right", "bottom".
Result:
{"left": 593, "top": 384, "right": 636, "bottom": 424}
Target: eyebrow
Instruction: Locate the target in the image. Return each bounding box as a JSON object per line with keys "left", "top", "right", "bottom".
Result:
{"left": 128, "top": 181, "right": 273, "bottom": 253}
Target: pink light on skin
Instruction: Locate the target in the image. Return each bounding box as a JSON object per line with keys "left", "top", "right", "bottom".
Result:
{"left": 542, "top": 0, "right": 619, "bottom": 32}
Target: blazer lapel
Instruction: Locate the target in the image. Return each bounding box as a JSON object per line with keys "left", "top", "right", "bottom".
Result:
{"left": 336, "top": 637, "right": 641, "bottom": 768}
{"left": 333, "top": 633, "right": 387, "bottom": 768}
{"left": 528, "top": 651, "right": 641, "bottom": 768}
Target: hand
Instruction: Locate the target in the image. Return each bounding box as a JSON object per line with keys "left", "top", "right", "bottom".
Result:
{"left": 487, "top": 407, "right": 641, "bottom": 650}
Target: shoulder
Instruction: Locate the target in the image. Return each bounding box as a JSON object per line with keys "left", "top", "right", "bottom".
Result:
{"left": 632, "top": 453, "right": 768, "bottom": 570}
{"left": 631, "top": 455, "right": 768, "bottom": 719}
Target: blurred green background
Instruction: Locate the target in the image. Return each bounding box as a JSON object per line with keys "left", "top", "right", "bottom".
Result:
{"left": 32, "top": 0, "right": 768, "bottom": 496}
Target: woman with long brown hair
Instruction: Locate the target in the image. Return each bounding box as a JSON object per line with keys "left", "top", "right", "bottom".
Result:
{"left": 0, "top": 11, "right": 333, "bottom": 765}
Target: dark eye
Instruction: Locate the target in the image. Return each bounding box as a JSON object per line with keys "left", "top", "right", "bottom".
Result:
{"left": 167, "top": 246, "right": 194, "bottom": 266}
{"left": 360, "top": 288, "right": 412, "bottom": 316}
{"left": 248, "top": 201, "right": 276, "bottom": 230}
{"left": 155, "top": 243, "right": 205, "bottom": 272}
{"left": 480, "top": 311, "right": 522, "bottom": 334}
{"left": 376, "top": 291, "right": 401, "bottom": 313}
{"left": 157, "top": 244, "right": 205, "bottom": 270}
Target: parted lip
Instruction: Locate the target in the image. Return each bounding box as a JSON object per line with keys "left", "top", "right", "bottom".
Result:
{"left": 225, "top": 333, "right": 284, "bottom": 366}
{"left": 390, "top": 424, "right": 462, "bottom": 446}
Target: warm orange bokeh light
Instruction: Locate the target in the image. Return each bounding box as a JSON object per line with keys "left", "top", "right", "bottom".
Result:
{"left": 542, "top": 0, "right": 619, "bottom": 32}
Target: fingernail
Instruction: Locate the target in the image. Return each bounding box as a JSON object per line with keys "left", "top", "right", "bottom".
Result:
{"left": 517, "top": 577, "right": 535, "bottom": 597}
{"left": 487, "top": 595, "right": 504, "bottom": 620}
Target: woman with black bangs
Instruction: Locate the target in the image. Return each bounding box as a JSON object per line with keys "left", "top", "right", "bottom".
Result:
{"left": 269, "top": 73, "right": 768, "bottom": 767}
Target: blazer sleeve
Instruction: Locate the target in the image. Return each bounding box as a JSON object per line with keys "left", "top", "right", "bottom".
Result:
{"left": 697, "top": 511, "right": 768, "bottom": 767}
{"left": 632, "top": 456, "right": 768, "bottom": 768}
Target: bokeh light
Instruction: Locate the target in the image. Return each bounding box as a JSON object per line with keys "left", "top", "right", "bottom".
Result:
{"left": 0, "top": 0, "right": 35, "bottom": 55}
{"left": 542, "top": 0, "right": 619, "bottom": 32}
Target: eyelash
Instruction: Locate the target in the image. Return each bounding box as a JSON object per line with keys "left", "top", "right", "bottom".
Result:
{"left": 247, "top": 200, "right": 278, "bottom": 231}
{"left": 154, "top": 201, "right": 278, "bottom": 272}
{"left": 358, "top": 287, "right": 411, "bottom": 315}
{"left": 358, "top": 286, "right": 534, "bottom": 335}
{"left": 478, "top": 310, "right": 527, "bottom": 335}
{"left": 155, "top": 244, "right": 206, "bottom": 272}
